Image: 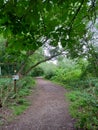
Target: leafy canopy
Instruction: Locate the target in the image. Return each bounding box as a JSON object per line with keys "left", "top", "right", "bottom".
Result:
{"left": 0, "top": 0, "right": 97, "bottom": 53}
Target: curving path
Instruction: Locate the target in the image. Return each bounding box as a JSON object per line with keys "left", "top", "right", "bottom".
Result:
{"left": 0, "top": 78, "right": 75, "bottom": 130}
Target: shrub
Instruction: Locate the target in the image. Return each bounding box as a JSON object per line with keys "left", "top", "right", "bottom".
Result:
{"left": 67, "top": 90, "right": 98, "bottom": 130}
{"left": 17, "top": 76, "right": 35, "bottom": 97}
{"left": 40, "top": 62, "right": 57, "bottom": 79}
{"left": 31, "top": 67, "right": 44, "bottom": 77}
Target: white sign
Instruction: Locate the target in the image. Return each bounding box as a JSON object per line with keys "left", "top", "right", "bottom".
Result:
{"left": 12, "top": 75, "right": 19, "bottom": 80}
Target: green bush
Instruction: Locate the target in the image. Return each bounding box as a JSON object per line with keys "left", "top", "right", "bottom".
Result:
{"left": 17, "top": 76, "right": 35, "bottom": 97}
{"left": 31, "top": 67, "right": 44, "bottom": 77}
{"left": 17, "top": 76, "right": 35, "bottom": 88}
{"left": 67, "top": 90, "right": 98, "bottom": 130}
{"left": 53, "top": 68, "right": 81, "bottom": 83}
{"left": 11, "top": 99, "right": 30, "bottom": 115}
{"left": 40, "top": 62, "right": 57, "bottom": 79}
{"left": 0, "top": 78, "right": 13, "bottom": 106}
{"left": 9, "top": 76, "right": 35, "bottom": 116}
{"left": 0, "top": 76, "right": 34, "bottom": 112}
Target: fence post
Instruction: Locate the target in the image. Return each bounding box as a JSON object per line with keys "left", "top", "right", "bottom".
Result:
{"left": 14, "top": 79, "right": 17, "bottom": 94}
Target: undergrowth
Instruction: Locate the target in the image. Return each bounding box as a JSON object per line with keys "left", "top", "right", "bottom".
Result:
{"left": 0, "top": 76, "right": 35, "bottom": 124}
{"left": 9, "top": 76, "right": 35, "bottom": 115}
{"left": 66, "top": 86, "right": 98, "bottom": 130}
{"left": 52, "top": 78, "right": 98, "bottom": 130}
{"left": 10, "top": 99, "right": 30, "bottom": 115}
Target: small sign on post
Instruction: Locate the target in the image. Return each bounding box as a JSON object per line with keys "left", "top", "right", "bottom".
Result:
{"left": 12, "top": 75, "right": 19, "bottom": 94}
{"left": 12, "top": 75, "right": 19, "bottom": 80}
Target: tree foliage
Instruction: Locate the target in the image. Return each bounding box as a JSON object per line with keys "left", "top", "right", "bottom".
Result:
{"left": 0, "top": 0, "right": 97, "bottom": 50}
{"left": 0, "top": 0, "right": 97, "bottom": 75}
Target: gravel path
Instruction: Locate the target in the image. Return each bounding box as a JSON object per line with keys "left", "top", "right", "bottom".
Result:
{"left": 0, "top": 78, "right": 75, "bottom": 130}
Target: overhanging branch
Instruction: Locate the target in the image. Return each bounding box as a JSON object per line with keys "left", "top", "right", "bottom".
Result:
{"left": 70, "top": 0, "right": 84, "bottom": 26}
{"left": 17, "top": 38, "right": 49, "bottom": 74}
{"left": 24, "top": 51, "right": 64, "bottom": 75}
{"left": 68, "top": 0, "right": 85, "bottom": 35}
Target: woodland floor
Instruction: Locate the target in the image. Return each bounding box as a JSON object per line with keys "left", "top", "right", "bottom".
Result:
{"left": 0, "top": 78, "right": 75, "bottom": 130}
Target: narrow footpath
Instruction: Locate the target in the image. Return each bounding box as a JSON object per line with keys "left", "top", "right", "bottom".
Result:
{"left": 0, "top": 78, "right": 75, "bottom": 130}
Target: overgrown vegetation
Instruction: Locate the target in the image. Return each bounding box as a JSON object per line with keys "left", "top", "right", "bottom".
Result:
{"left": 67, "top": 90, "right": 98, "bottom": 130}
{"left": 40, "top": 56, "right": 98, "bottom": 130}
{"left": 0, "top": 76, "right": 35, "bottom": 124}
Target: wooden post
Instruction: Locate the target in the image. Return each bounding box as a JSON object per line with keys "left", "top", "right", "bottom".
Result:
{"left": 14, "top": 69, "right": 17, "bottom": 94}
{"left": 0, "top": 99, "right": 2, "bottom": 108}
{"left": 14, "top": 79, "right": 17, "bottom": 94}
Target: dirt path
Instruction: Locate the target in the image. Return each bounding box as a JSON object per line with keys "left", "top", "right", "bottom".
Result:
{"left": 0, "top": 78, "right": 75, "bottom": 130}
